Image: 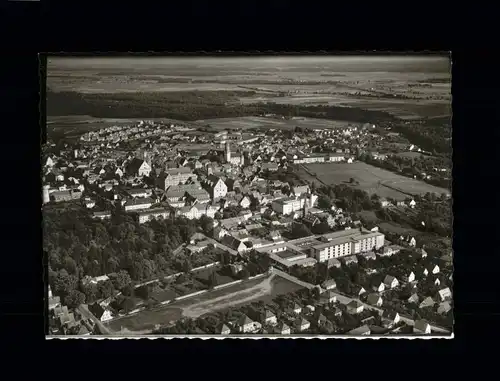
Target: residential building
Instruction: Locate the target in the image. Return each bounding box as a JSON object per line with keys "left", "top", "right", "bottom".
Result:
{"left": 347, "top": 325, "right": 371, "bottom": 335}
{"left": 436, "top": 287, "right": 452, "bottom": 302}
{"left": 383, "top": 275, "right": 399, "bottom": 289}
{"left": 273, "top": 322, "right": 291, "bottom": 335}
{"left": 262, "top": 310, "right": 277, "bottom": 326}
{"left": 419, "top": 296, "right": 435, "bottom": 309}
{"left": 413, "top": 319, "right": 431, "bottom": 334}
{"left": 437, "top": 301, "right": 452, "bottom": 315}
{"left": 320, "top": 290, "right": 337, "bottom": 304}
{"left": 126, "top": 158, "right": 151, "bottom": 177}
{"left": 321, "top": 279, "right": 337, "bottom": 290}
{"left": 367, "top": 293, "right": 383, "bottom": 307}
{"left": 346, "top": 300, "right": 364, "bottom": 314}
{"left": 293, "top": 318, "right": 311, "bottom": 332}
{"left": 157, "top": 168, "right": 194, "bottom": 189}
{"left": 137, "top": 207, "right": 171, "bottom": 224}
{"left": 124, "top": 197, "right": 153, "bottom": 211}
{"left": 88, "top": 303, "right": 113, "bottom": 322}
{"left": 235, "top": 315, "right": 260, "bottom": 333}
{"left": 218, "top": 323, "right": 231, "bottom": 335}
{"left": 204, "top": 175, "right": 228, "bottom": 199}
{"left": 382, "top": 310, "right": 400, "bottom": 327}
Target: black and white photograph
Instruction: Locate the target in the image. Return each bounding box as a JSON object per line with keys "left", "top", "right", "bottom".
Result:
{"left": 43, "top": 54, "right": 453, "bottom": 338}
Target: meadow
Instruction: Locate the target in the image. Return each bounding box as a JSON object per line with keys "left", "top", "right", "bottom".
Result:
{"left": 302, "top": 162, "right": 450, "bottom": 200}
{"left": 105, "top": 274, "right": 303, "bottom": 334}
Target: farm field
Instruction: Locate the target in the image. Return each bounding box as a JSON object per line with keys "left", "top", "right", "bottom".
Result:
{"left": 105, "top": 274, "right": 303, "bottom": 334}
{"left": 48, "top": 56, "right": 451, "bottom": 120}
{"left": 301, "top": 162, "right": 450, "bottom": 200}
{"left": 194, "top": 116, "right": 356, "bottom": 131}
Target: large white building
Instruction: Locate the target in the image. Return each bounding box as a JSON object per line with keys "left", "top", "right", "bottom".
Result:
{"left": 271, "top": 194, "right": 317, "bottom": 215}
{"left": 204, "top": 175, "right": 228, "bottom": 199}
{"left": 310, "top": 228, "right": 385, "bottom": 262}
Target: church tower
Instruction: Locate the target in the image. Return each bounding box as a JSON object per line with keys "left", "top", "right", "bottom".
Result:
{"left": 225, "top": 141, "right": 231, "bottom": 163}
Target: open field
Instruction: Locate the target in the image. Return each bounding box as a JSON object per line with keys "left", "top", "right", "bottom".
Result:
{"left": 105, "top": 274, "right": 303, "bottom": 334}
{"left": 48, "top": 56, "right": 451, "bottom": 121}
{"left": 194, "top": 116, "right": 356, "bottom": 131}
{"left": 301, "top": 162, "right": 450, "bottom": 200}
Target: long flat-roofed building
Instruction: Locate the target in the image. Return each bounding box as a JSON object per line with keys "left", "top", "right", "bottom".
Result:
{"left": 311, "top": 228, "right": 385, "bottom": 262}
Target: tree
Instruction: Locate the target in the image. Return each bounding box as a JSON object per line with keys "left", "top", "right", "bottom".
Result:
{"left": 121, "top": 284, "right": 133, "bottom": 297}
{"left": 121, "top": 297, "right": 136, "bottom": 314}
{"left": 113, "top": 270, "right": 132, "bottom": 291}
{"left": 183, "top": 259, "right": 192, "bottom": 273}
{"left": 318, "top": 195, "right": 332, "bottom": 210}
{"left": 53, "top": 272, "right": 78, "bottom": 299}
{"left": 291, "top": 223, "right": 313, "bottom": 239}
{"left": 208, "top": 270, "right": 219, "bottom": 289}
{"left": 64, "top": 289, "right": 86, "bottom": 309}
{"left": 239, "top": 268, "right": 250, "bottom": 280}
{"left": 199, "top": 215, "right": 214, "bottom": 234}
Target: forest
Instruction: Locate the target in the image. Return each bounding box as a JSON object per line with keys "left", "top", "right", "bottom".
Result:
{"left": 44, "top": 206, "right": 217, "bottom": 308}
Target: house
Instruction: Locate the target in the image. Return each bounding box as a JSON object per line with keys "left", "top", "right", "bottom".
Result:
{"left": 294, "top": 318, "right": 311, "bottom": 332}
{"left": 274, "top": 322, "right": 291, "bottom": 335}
{"left": 327, "top": 258, "right": 342, "bottom": 269}
{"left": 437, "top": 301, "right": 452, "bottom": 315}
{"left": 436, "top": 287, "right": 452, "bottom": 302}
{"left": 407, "top": 293, "right": 419, "bottom": 304}
{"left": 331, "top": 306, "right": 343, "bottom": 317}
{"left": 429, "top": 265, "right": 440, "bottom": 275}
{"left": 346, "top": 300, "right": 364, "bottom": 314}
{"left": 353, "top": 285, "right": 367, "bottom": 297}
{"left": 263, "top": 310, "right": 277, "bottom": 326}
{"left": 383, "top": 275, "right": 399, "bottom": 289}
{"left": 320, "top": 290, "right": 337, "bottom": 304}
{"left": 205, "top": 175, "right": 228, "bottom": 199}
{"left": 315, "top": 313, "right": 328, "bottom": 326}
{"left": 239, "top": 195, "right": 251, "bottom": 209}
{"left": 382, "top": 310, "right": 401, "bottom": 326}
{"left": 372, "top": 282, "right": 385, "bottom": 293}
{"left": 413, "top": 319, "right": 431, "bottom": 334}
{"left": 305, "top": 305, "right": 315, "bottom": 313}
{"left": 235, "top": 315, "right": 259, "bottom": 333}
{"left": 126, "top": 158, "right": 151, "bottom": 177}
{"left": 434, "top": 278, "right": 441, "bottom": 286}
{"left": 322, "top": 279, "right": 337, "bottom": 291}
{"left": 217, "top": 323, "right": 231, "bottom": 335}
{"left": 367, "top": 293, "right": 383, "bottom": 307}
{"left": 419, "top": 296, "right": 435, "bottom": 309}
{"left": 416, "top": 247, "right": 428, "bottom": 258}
{"left": 221, "top": 235, "right": 248, "bottom": 253}
{"left": 347, "top": 325, "right": 371, "bottom": 335}
{"left": 361, "top": 251, "right": 377, "bottom": 260}
{"left": 404, "top": 271, "right": 416, "bottom": 283}
{"left": 78, "top": 325, "right": 91, "bottom": 336}
{"left": 409, "top": 199, "right": 417, "bottom": 208}
{"left": 88, "top": 303, "right": 113, "bottom": 322}
{"left": 292, "top": 303, "right": 302, "bottom": 315}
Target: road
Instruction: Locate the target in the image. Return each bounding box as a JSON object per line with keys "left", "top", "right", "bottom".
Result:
{"left": 274, "top": 269, "right": 451, "bottom": 335}
{"left": 77, "top": 304, "right": 112, "bottom": 335}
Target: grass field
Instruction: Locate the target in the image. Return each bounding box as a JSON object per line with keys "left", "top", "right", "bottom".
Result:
{"left": 105, "top": 274, "right": 303, "bottom": 334}
{"left": 301, "top": 162, "right": 450, "bottom": 200}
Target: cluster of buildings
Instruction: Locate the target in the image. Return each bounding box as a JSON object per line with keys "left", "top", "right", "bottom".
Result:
{"left": 47, "top": 286, "right": 93, "bottom": 336}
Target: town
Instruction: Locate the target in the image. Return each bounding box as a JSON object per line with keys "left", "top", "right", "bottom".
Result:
{"left": 44, "top": 115, "right": 452, "bottom": 337}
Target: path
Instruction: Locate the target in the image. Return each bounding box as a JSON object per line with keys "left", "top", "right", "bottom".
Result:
{"left": 277, "top": 270, "right": 451, "bottom": 335}
{"left": 182, "top": 274, "right": 275, "bottom": 319}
